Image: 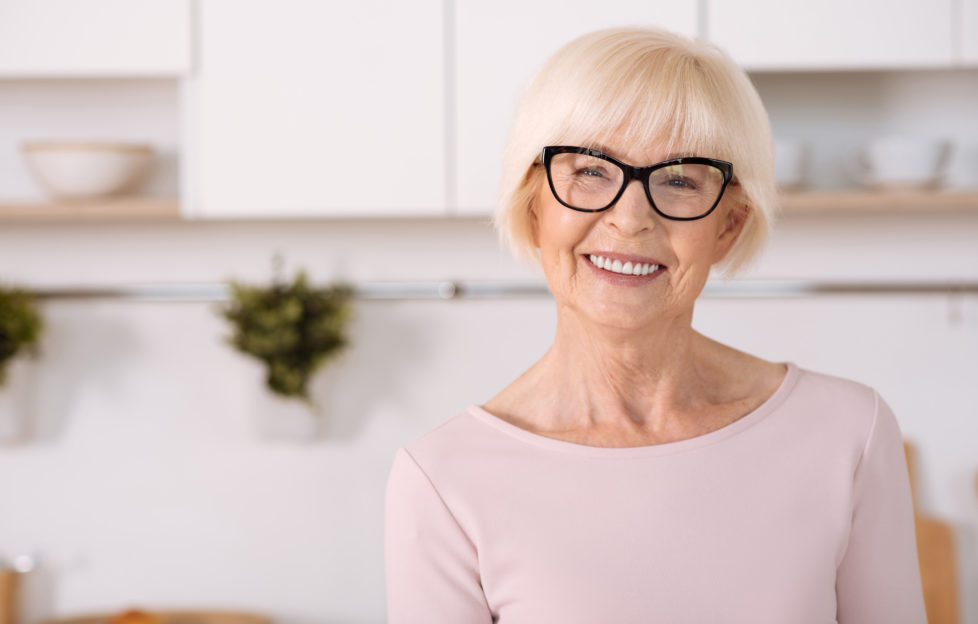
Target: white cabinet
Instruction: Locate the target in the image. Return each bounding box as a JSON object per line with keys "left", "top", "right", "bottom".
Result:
{"left": 453, "top": 1, "right": 699, "bottom": 215}
{"left": 707, "top": 0, "right": 954, "bottom": 71}
{"left": 188, "top": 0, "right": 446, "bottom": 218}
{"left": 0, "top": 0, "right": 190, "bottom": 76}
{"left": 965, "top": 0, "right": 978, "bottom": 64}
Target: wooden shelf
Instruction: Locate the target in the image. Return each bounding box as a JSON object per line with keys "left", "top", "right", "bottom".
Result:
{"left": 0, "top": 197, "right": 180, "bottom": 222}
{"left": 780, "top": 190, "right": 978, "bottom": 214}
{"left": 0, "top": 191, "right": 975, "bottom": 222}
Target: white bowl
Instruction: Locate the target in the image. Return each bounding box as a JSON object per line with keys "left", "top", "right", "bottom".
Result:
{"left": 858, "top": 136, "right": 951, "bottom": 189}
{"left": 21, "top": 141, "right": 154, "bottom": 201}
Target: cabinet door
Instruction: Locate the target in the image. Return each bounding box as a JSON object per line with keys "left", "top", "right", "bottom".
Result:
{"left": 0, "top": 0, "right": 190, "bottom": 76}
{"left": 454, "top": 1, "right": 699, "bottom": 215}
{"left": 964, "top": 0, "right": 978, "bottom": 64}
{"left": 707, "top": 0, "right": 954, "bottom": 71}
{"left": 190, "top": 0, "right": 445, "bottom": 218}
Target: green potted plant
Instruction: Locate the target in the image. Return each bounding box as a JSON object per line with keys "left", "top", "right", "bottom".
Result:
{"left": 218, "top": 266, "right": 353, "bottom": 436}
{"left": 0, "top": 285, "right": 44, "bottom": 441}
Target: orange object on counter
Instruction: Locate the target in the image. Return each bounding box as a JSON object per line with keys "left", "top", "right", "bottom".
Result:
{"left": 0, "top": 569, "right": 18, "bottom": 624}
{"left": 108, "top": 611, "right": 163, "bottom": 624}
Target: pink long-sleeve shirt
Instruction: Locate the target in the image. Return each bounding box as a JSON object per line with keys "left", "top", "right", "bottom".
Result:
{"left": 385, "top": 362, "right": 927, "bottom": 623}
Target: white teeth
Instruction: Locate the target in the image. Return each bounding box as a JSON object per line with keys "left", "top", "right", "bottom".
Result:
{"left": 588, "top": 255, "right": 659, "bottom": 276}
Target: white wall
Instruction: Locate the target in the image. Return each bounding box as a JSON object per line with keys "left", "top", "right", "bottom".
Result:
{"left": 0, "top": 73, "right": 977, "bottom": 623}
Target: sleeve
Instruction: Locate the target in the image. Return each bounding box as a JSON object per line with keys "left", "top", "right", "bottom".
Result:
{"left": 835, "top": 391, "right": 928, "bottom": 623}
{"left": 384, "top": 447, "right": 493, "bottom": 624}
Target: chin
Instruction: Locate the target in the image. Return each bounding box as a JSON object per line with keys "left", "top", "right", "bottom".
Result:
{"left": 577, "top": 299, "right": 669, "bottom": 331}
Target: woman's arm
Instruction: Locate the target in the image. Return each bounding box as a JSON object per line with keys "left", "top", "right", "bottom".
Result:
{"left": 835, "top": 391, "right": 927, "bottom": 623}
{"left": 385, "top": 447, "right": 494, "bottom": 624}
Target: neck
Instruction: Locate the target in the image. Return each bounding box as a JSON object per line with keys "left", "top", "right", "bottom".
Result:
{"left": 529, "top": 305, "right": 716, "bottom": 433}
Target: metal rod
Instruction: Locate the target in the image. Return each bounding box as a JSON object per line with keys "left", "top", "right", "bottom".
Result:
{"left": 16, "top": 280, "right": 978, "bottom": 302}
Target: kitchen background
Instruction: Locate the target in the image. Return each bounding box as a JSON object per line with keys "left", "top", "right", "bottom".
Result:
{"left": 1, "top": 1, "right": 977, "bottom": 623}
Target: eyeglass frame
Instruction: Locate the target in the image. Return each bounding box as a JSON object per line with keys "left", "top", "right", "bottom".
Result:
{"left": 540, "top": 145, "right": 735, "bottom": 221}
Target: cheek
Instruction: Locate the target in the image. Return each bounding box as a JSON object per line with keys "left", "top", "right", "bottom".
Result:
{"left": 666, "top": 223, "right": 725, "bottom": 289}
{"left": 673, "top": 204, "right": 735, "bottom": 265}
{"left": 548, "top": 213, "right": 585, "bottom": 250}
{"left": 535, "top": 192, "right": 593, "bottom": 256}
{"left": 671, "top": 227, "right": 715, "bottom": 263}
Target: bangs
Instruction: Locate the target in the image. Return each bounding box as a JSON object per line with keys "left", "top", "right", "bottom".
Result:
{"left": 545, "top": 47, "right": 735, "bottom": 165}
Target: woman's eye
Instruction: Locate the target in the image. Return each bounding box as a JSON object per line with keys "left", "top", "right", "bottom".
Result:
{"left": 578, "top": 168, "right": 605, "bottom": 178}
{"left": 666, "top": 176, "right": 695, "bottom": 188}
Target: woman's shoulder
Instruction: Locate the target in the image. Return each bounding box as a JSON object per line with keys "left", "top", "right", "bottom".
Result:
{"left": 396, "top": 406, "right": 500, "bottom": 475}
{"left": 792, "top": 364, "right": 881, "bottom": 408}
{"left": 785, "top": 363, "right": 896, "bottom": 443}
{"left": 719, "top": 339, "right": 882, "bottom": 417}
{"left": 708, "top": 344, "right": 891, "bottom": 445}
{"left": 694, "top": 343, "right": 883, "bottom": 429}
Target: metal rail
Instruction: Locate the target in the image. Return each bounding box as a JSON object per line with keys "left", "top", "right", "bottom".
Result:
{"left": 18, "top": 279, "right": 978, "bottom": 302}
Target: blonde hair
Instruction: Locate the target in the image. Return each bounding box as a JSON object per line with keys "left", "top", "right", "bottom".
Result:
{"left": 494, "top": 26, "right": 776, "bottom": 277}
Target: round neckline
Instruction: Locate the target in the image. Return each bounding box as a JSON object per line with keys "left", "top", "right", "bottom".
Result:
{"left": 466, "top": 361, "right": 800, "bottom": 458}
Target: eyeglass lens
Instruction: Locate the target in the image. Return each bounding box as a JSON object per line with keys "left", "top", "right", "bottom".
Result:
{"left": 548, "top": 152, "right": 725, "bottom": 218}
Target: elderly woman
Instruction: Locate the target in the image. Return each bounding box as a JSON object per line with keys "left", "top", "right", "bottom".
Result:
{"left": 385, "top": 26, "right": 926, "bottom": 623}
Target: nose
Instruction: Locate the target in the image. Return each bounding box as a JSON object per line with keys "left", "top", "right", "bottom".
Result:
{"left": 603, "top": 178, "right": 657, "bottom": 236}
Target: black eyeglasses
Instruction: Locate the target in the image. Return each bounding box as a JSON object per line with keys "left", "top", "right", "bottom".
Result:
{"left": 541, "top": 146, "right": 734, "bottom": 221}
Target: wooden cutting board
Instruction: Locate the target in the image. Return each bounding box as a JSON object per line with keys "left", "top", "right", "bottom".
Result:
{"left": 905, "top": 440, "right": 959, "bottom": 624}
{"left": 44, "top": 612, "right": 271, "bottom": 624}
{"left": 0, "top": 570, "right": 17, "bottom": 624}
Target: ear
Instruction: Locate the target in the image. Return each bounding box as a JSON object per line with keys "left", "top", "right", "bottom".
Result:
{"left": 528, "top": 199, "right": 540, "bottom": 248}
{"left": 712, "top": 197, "right": 750, "bottom": 264}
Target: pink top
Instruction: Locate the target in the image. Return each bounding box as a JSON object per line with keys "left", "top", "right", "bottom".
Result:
{"left": 385, "top": 363, "right": 926, "bottom": 623}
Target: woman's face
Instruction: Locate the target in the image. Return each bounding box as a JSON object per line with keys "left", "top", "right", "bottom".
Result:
{"left": 531, "top": 136, "right": 749, "bottom": 331}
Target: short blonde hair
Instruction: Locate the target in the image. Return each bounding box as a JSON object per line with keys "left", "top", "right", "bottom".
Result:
{"left": 494, "top": 26, "right": 776, "bottom": 277}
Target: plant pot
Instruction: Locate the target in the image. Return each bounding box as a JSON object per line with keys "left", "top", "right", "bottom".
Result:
{"left": 0, "top": 358, "right": 37, "bottom": 444}
{"left": 254, "top": 392, "right": 322, "bottom": 442}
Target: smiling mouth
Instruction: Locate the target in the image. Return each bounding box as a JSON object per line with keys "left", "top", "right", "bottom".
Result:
{"left": 586, "top": 254, "right": 662, "bottom": 276}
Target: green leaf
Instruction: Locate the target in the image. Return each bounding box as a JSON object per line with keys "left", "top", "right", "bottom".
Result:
{"left": 217, "top": 268, "right": 353, "bottom": 404}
